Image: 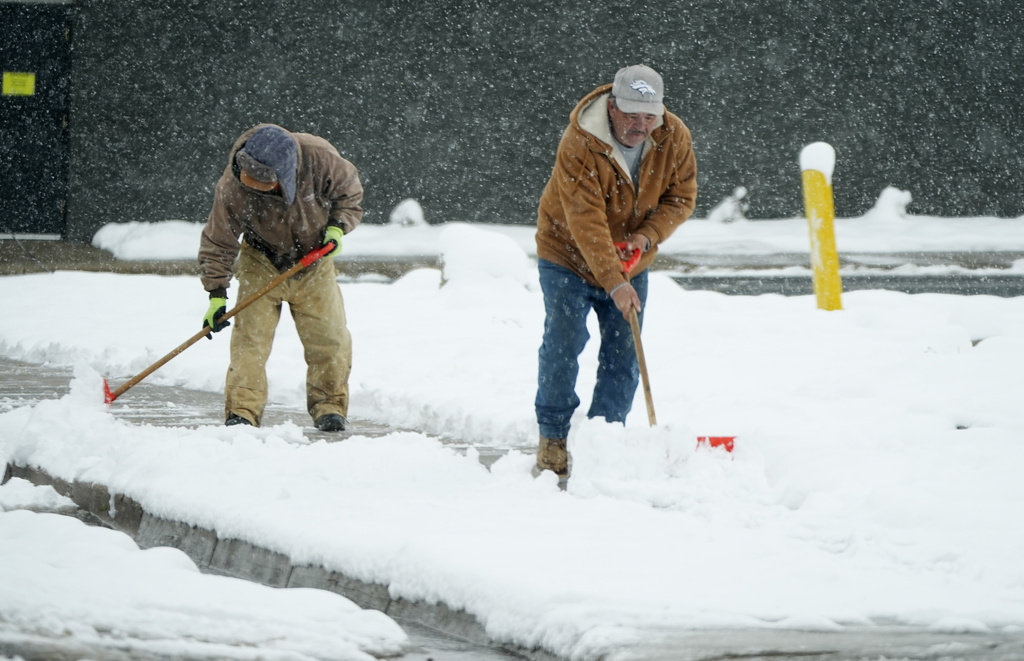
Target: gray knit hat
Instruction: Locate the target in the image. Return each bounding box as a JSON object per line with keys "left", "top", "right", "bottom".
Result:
{"left": 236, "top": 126, "right": 297, "bottom": 204}
{"left": 612, "top": 64, "right": 665, "bottom": 116}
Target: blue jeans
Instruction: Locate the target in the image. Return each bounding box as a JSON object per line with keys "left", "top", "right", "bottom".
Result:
{"left": 535, "top": 259, "right": 648, "bottom": 439}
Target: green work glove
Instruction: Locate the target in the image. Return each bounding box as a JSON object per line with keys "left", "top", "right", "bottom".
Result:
{"left": 323, "top": 225, "right": 344, "bottom": 259}
{"left": 203, "top": 296, "right": 230, "bottom": 339}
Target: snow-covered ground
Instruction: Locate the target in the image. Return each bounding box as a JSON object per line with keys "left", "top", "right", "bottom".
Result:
{"left": 3, "top": 188, "right": 1024, "bottom": 660}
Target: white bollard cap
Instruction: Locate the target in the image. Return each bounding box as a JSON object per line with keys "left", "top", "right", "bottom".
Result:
{"left": 800, "top": 142, "right": 836, "bottom": 185}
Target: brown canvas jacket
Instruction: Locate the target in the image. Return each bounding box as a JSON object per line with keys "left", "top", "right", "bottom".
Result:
{"left": 199, "top": 124, "right": 363, "bottom": 295}
{"left": 535, "top": 84, "right": 697, "bottom": 293}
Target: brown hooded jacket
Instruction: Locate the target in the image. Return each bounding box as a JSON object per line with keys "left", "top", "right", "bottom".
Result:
{"left": 535, "top": 84, "right": 697, "bottom": 293}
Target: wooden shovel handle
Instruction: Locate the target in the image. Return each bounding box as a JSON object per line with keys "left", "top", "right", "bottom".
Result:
{"left": 613, "top": 242, "right": 657, "bottom": 426}
{"left": 628, "top": 307, "right": 657, "bottom": 426}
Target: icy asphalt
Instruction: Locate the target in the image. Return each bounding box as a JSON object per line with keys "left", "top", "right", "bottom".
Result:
{"left": 3, "top": 240, "right": 1024, "bottom": 660}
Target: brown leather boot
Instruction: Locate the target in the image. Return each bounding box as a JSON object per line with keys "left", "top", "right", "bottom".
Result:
{"left": 534, "top": 436, "right": 569, "bottom": 478}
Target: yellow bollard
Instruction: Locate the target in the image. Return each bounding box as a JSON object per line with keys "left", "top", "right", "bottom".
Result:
{"left": 800, "top": 142, "right": 843, "bottom": 311}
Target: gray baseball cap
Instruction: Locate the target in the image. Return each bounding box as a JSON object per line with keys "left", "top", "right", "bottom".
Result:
{"left": 612, "top": 64, "right": 665, "bottom": 116}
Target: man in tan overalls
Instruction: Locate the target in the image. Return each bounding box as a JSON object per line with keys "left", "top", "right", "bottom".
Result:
{"left": 198, "top": 124, "right": 362, "bottom": 432}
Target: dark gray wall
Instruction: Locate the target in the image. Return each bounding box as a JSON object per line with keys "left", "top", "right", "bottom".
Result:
{"left": 63, "top": 0, "right": 1024, "bottom": 242}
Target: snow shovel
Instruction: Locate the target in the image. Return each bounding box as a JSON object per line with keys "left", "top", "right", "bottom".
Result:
{"left": 616, "top": 244, "right": 656, "bottom": 426}
{"left": 102, "top": 243, "right": 334, "bottom": 404}
{"left": 616, "top": 243, "right": 735, "bottom": 452}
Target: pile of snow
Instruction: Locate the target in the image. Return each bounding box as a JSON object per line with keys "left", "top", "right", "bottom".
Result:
{"left": 439, "top": 223, "right": 537, "bottom": 289}
{"left": 388, "top": 198, "right": 427, "bottom": 226}
{"left": 800, "top": 141, "right": 836, "bottom": 182}
{"left": 862, "top": 185, "right": 914, "bottom": 221}
{"left": 705, "top": 186, "right": 749, "bottom": 223}
{"left": 92, "top": 219, "right": 203, "bottom": 261}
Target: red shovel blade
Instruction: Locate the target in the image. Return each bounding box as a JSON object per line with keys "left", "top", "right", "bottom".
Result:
{"left": 103, "top": 378, "right": 115, "bottom": 405}
{"left": 697, "top": 436, "right": 735, "bottom": 452}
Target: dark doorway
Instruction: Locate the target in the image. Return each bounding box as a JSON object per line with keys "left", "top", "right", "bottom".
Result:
{"left": 0, "top": 1, "right": 73, "bottom": 238}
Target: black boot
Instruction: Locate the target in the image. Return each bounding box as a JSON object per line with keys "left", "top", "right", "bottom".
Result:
{"left": 314, "top": 413, "right": 347, "bottom": 432}
{"left": 225, "top": 412, "right": 253, "bottom": 426}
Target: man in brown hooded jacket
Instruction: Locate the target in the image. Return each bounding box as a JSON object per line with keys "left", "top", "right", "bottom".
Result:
{"left": 199, "top": 123, "right": 362, "bottom": 432}
{"left": 534, "top": 65, "right": 697, "bottom": 478}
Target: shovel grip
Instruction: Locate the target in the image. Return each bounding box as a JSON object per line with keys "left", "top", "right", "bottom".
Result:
{"left": 615, "top": 242, "right": 642, "bottom": 274}
{"left": 301, "top": 243, "right": 334, "bottom": 267}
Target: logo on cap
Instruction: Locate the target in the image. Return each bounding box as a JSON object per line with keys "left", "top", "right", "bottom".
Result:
{"left": 630, "top": 80, "right": 658, "bottom": 97}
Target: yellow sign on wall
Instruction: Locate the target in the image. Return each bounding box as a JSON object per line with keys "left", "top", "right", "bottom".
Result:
{"left": 3, "top": 72, "right": 36, "bottom": 96}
